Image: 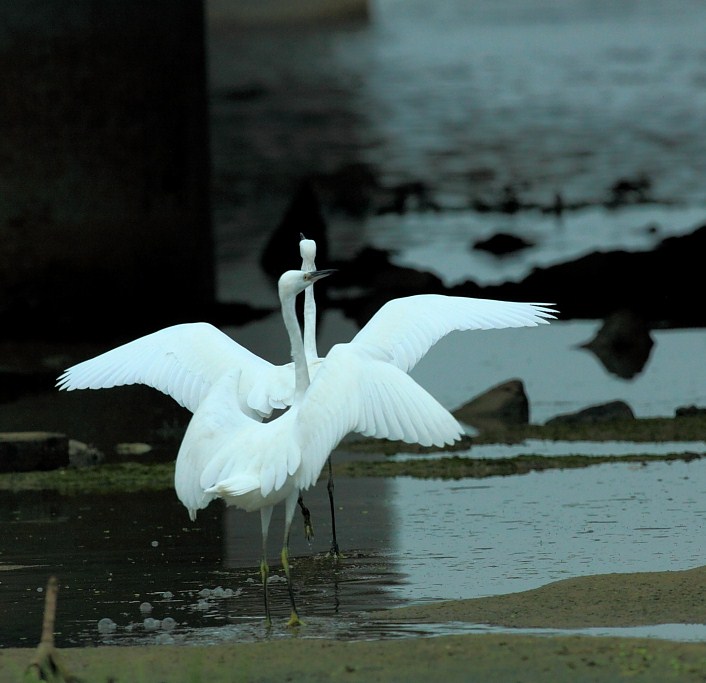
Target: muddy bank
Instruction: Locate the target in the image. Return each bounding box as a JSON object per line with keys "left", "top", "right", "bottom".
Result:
{"left": 371, "top": 565, "right": 706, "bottom": 630}
{"left": 2, "top": 626, "right": 706, "bottom": 683}
{"left": 3, "top": 634, "right": 706, "bottom": 683}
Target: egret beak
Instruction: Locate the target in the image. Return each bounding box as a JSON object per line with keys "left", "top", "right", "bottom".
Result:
{"left": 299, "top": 232, "right": 307, "bottom": 241}
{"left": 306, "top": 269, "right": 336, "bottom": 283}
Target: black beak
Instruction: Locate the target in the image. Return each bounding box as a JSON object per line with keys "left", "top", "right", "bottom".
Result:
{"left": 307, "top": 268, "right": 336, "bottom": 282}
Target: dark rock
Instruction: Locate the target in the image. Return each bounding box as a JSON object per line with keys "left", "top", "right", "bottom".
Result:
{"left": 450, "top": 222, "right": 706, "bottom": 327}
{"left": 675, "top": 405, "right": 706, "bottom": 418}
{"left": 453, "top": 379, "right": 529, "bottom": 431}
{"left": 69, "top": 440, "right": 105, "bottom": 467}
{"left": 545, "top": 400, "right": 635, "bottom": 426}
{"left": 260, "top": 181, "right": 328, "bottom": 280}
{"left": 608, "top": 174, "right": 652, "bottom": 207}
{"left": 580, "top": 310, "right": 654, "bottom": 379}
{"left": 0, "top": 432, "right": 69, "bottom": 472}
{"left": 472, "top": 233, "right": 535, "bottom": 257}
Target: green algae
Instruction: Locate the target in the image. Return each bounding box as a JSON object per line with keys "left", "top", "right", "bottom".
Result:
{"left": 470, "top": 415, "right": 706, "bottom": 444}
{"left": 346, "top": 416, "right": 706, "bottom": 454}
{"left": 335, "top": 451, "right": 705, "bottom": 479}
{"left": 1, "top": 415, "right": 704, "bottom": 494}
{"left": 0, "top": 462, "right": 174, "bottom": 495}
{"left": 0, "top": 451, "right": 703, "bottom": 494}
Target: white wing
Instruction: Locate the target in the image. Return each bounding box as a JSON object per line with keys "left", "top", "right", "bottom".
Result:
{"left": 56, "top": 322, "right": 289, "bottom": 417}
{"left": 174, "top": 371, "right": 255, "bottom": 519}
{"left": 293, "top": 344, "right": 464, "bottom": 491}
{"left": 350, "top": 295, "right": 556, "bottom": 373}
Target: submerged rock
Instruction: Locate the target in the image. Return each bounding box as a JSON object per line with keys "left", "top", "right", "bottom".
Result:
{"left": 472, "top": 233, "right": 534, "bottom": 256}
{"left": 675, "top": 405, "right": 706, "bottom": 417}
{"left": 545, "top": 400, "right": 635, "bottom": 426}
{"left": 453, "top": 379, "right": 529, "bottom": 431}
{"left": 580, "top": 309, "right": 654, "bottom": 379}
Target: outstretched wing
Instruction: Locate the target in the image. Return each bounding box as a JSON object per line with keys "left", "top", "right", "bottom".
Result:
{"left": 350, "top": 295, "right": 556, "bottom": 373}
{"left": 56, "top": 322, "right": 283, "bottom": 416}
{"left": 294, "top": 344, "right": 464, "bottom": 491}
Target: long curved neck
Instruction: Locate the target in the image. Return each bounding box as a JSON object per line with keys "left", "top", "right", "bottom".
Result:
{"left": 303, "top": 280, "right": 318, "bottom": 361}
{"left": 281, "top": 289, "right": 310, "bottom": 402}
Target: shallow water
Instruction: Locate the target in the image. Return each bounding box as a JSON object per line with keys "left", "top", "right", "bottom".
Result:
{"left": 1, "top": 459, "right": 704, "bottom": 647}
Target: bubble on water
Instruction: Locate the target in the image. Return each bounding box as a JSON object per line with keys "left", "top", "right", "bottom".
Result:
{"left": 194, "top": 599, "right": 210, "bottom": 611}
{"left": 223, "top": 588, "right": 234, "bottom": 598}
{"left": 139, "top": 602, "right": 152, "bottom": 614}
{"left": 143, "top": 617, "right": 161, "bottom": 631}
{"left": 161, "top": 617, "right": 177, "bottom": 632}
{"left": 268, "top": 575, "right": 286, "bottom": 584}
{"left": 212, "top": 586, "right": 225, "bottom": 598}
{"left": 156, "top": 633, "right": 175, "bottom": 645}
{"left": 198, "top": 588, "right": 211, "bottom": 598}
{"left": 151, "top": 540, "right": 159, "bottom": 548}
{"left": 246, "top": 578, "right": 255, "bottom": 584}
{"left": 97, "top": 618, "right": 117, "bottom": 634}
{"left": 161, "top": 591, "right": 174, "bottom": 600}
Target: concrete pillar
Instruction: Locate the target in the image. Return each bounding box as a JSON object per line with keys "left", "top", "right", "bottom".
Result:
{"left": 0, "top": 1, "right": 213, "bottom": 339}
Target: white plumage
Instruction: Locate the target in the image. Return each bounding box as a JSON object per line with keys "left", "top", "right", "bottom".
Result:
{"left": 57, "top": 256, "right": 556, "bottom": 625}
{"left": 57, "top": 296, "right": 554, "bottom": 421}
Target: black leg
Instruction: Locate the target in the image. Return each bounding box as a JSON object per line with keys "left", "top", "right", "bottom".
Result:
{"left": 297, "top": 494, "right": 314, "bottom": 541}
{"left": 327, "top": 457, "right": 342, "bottom": 558}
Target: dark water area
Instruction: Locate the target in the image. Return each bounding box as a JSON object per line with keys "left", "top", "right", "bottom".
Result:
{"left": 208, "top": 0, "right": 706, "bottom": 323}
{"left": 0, "top": 477, "right": 407, "bottom": 648}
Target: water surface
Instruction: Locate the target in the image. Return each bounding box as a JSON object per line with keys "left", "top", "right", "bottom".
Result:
{"left": 2, "top": 458, "right": 704, "bottom": 647}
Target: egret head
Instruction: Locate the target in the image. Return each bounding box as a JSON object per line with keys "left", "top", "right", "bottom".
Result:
{"left": 299, "top": 234, "right": 317, "bottom": 269}
{"left": 278, "top": 269, "right": 335, "bottom": 300}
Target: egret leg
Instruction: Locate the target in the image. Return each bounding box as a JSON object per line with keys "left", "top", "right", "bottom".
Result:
{"left": 326, "top": 457, "right": 343, "bottom": 559}
{"left": 260, "top": 506, "right": 274, "bottom": 627}
{"left": 297, "top": 494, "right": 314, "bottom": 541}
{"left": 283, "top": 490, "right": 302, "bottom": 627}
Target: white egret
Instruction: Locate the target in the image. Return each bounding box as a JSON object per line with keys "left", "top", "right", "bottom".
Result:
{"left": 176, "top": 268, "right": 466, "bottom": 625}
{"left": 296, "top": 235, "right": 341, "bottom": 556}
{"left": 57, "top": 262, "right": 557, "bottom": 623}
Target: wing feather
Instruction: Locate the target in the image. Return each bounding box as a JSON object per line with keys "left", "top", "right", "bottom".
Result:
{"left": 56, "top": 322, "right": 282, "bottom": 415}
{"left": 351, "top": 295, "right": 556, "bottom": 373}
{"left": 294, "top": 345, "right": 463, "bottom": 491}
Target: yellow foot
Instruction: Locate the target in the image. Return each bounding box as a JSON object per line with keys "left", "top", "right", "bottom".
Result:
{"left": 287, "top": 612, "right": 304, "bottom": 628}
